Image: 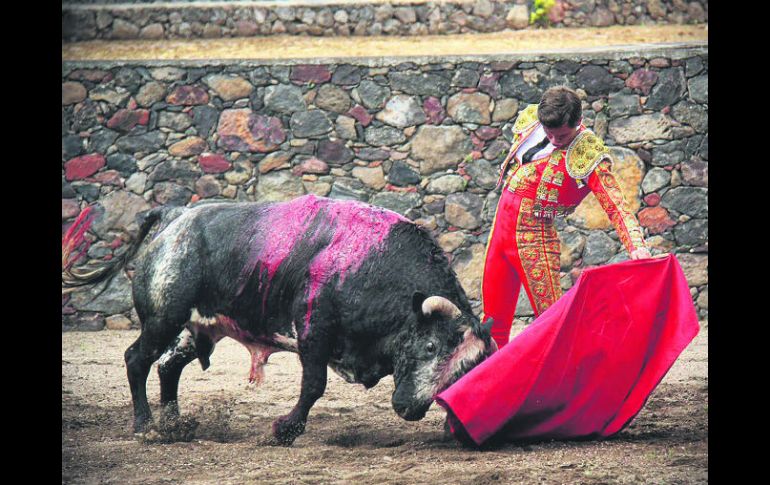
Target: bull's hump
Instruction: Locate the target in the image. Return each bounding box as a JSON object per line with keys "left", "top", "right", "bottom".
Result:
{"left": 257, "top": 195, "right": 409, "bottom": 263}
{"left": 256, "top": 195, "right": 410, "bottom": 340}
{"left": 236, "top": 195, "right": 409, "bottom": 298}
{"left": 292, "top": 194, "right": 408, "bottom": 225}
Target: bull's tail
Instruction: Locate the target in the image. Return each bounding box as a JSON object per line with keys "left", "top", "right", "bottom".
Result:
{"left": 62, "top": 207, "right": 167, "bottom": 292}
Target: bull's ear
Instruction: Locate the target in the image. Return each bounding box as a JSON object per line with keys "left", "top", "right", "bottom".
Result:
{"left": 412, "top": 291, "right": 428, "bottom": 315}
{"left": 473, "top": 317, "right": 494, "bottom": 339}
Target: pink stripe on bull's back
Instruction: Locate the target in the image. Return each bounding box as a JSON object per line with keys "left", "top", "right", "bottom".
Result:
{"left": 237, "top": 195, "right": 321, "bottom": 298}
{"left": 239, "top": 195, "right": 408, "bottom": 335}
{"left": 303, "top": 197, "right": 407, "bottom": 337}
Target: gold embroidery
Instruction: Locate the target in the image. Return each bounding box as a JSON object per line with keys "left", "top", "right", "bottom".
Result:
{"left": 548, "top": 188, "right": 559, "bottom": 202}
{"left": 506, "top": 161, "right": 538, "bottom": 191}
{"left": 513, "top": 104, "right": 539, "bottom": 134}
{"left": 566, "top": 130, "right": 611, "bottom": 179}
{"left": 530, "top": 266, "right": 545, "bottom": 281}
{"left": 592, "top": 162, "right": 647, "bottom": 252}
{"left": 541, "top": 165, "right": 554, "bottom": 184}
{"left": 522, "top": 231, "right": 536, "bottom": 243}
{"left": 531, "top": 152, "right": 566, "bottom": 216}
{"left": 516, "top": 198, "right": 563, "bottom": 316}
{"left": 537, "top": 204, "right": 576, "bottom": 220}
{"left": 498, "top": 109, "right": 541, "bottom": 187}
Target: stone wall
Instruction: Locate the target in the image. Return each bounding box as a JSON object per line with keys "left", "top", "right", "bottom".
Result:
{"left": 62, "top": 0, "right": 708, "bottom": 41}
{"left": 62, "top": 44, "right": 708, "bottom": 331}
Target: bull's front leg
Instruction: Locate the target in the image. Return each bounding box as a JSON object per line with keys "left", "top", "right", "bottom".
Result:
{"left": 272, "top": 329, "right": 331, "bottom": 446}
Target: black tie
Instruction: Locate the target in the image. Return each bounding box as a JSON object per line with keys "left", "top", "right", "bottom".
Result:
{"left": 521, "top": 136, "right": 550, "bottom": 164}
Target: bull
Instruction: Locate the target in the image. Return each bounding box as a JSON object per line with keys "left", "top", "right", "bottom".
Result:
{"left": 64, "top": 194, "right": 496, "bottom": 445}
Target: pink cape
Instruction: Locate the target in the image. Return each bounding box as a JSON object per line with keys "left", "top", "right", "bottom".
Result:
{"left": 435, "top": 254, "right": 700, "bottom": 446}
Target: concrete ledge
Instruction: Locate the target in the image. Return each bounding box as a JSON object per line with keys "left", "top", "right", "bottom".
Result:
{"left": 63, "top": 42, "right": 708, "bottom": 69}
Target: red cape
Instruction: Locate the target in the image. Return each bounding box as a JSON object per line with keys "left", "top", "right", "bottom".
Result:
{"left": 435, "top": 254, "right": 700, "bottom": 445}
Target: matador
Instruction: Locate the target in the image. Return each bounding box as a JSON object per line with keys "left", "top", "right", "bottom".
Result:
{"left": 483, "top": 87, "right": 651, "bottom": 349}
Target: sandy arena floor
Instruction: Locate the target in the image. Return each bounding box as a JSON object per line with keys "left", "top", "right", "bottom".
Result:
{"left": 62, "top": 322, "right": 707, "bottom": 484}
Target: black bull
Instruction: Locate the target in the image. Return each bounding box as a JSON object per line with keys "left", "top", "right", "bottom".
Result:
{"left": 66, "top": 195, "right": 496, "bottom": 445}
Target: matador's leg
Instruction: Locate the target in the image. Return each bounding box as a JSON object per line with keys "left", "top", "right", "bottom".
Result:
{"left": 482, "top": 191, "right": 525, "bottom": 350}
{"left": 512, "top": 198, "right": 563, "bottom": 318}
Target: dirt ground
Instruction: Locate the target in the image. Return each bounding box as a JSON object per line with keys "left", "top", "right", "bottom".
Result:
{"left": 62, "top": 320, "right": 708, "bottom": 484}
{"left": 61, "top": 24, "right": 707, "bottom": 61}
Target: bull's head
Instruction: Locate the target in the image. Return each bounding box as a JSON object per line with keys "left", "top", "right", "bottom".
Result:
{"left": 390, "top": 292, "right": 497, "bottom": 421}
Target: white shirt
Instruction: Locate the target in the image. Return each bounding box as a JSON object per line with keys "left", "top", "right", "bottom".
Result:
{"left": 514, "top": 124, "right": 556, "bottom": 163}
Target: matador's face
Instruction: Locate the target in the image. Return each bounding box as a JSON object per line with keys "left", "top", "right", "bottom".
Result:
{"left": 542, "top": 120, "right": 581, "bottom": 148}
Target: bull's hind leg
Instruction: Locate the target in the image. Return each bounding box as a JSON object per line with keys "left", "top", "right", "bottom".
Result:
{"left": 127, "top": 277, "right": 201, "bottom": 432}
{"left": 158, "top": 327, "right": 218, "bottom": 419}
{"left": 124, "top": 336, "right": 152, "bottom": 432}
{"left": 157, "top": 328, "right": 197, "bottom": 419}
{"left": 123, "top": 210, "right": 205, "bottom": 433}
{"left": 125, "top": 314, "right": 191, "bottom": 433}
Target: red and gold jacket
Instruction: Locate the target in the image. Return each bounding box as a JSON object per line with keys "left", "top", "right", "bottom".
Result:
{"left": 496, "top": 104, "right": 647, "bottom": 254}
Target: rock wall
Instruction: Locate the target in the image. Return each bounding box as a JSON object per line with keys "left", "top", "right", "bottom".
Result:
{"left": 62, "top": 45, "right": 708, "bottom": 331}
{"left": 62, "top": 0, "right": 709, "bottom": 41}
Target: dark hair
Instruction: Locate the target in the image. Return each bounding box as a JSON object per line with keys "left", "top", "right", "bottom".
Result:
{"left": 537, "top": 86, "right": 582, "bottom": 128}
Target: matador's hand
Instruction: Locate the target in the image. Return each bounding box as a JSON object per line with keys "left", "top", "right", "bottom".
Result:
{"left": 630, "top": 248, "right": 652, "bottom": 260}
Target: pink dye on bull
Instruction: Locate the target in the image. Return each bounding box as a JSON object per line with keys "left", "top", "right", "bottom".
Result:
{"left": 236, "top": 195, "right": 323, "bottom": 301}
{"left": 302, "top": 198, "right": 407, "bottom": 337}
{"left": 238, "top": 195, "right": 408, "bottom": 337}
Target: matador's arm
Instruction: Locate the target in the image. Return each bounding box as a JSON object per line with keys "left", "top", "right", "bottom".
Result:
{"left": 586, "top": 159, "right": 648, "bottom": 255}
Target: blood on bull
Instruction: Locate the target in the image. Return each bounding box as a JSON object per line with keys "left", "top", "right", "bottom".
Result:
{"left": 63, "top": 194, "right": 496, "bottom": 445}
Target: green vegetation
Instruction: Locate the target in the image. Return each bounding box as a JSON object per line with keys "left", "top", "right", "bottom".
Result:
{"left": 530, "top": 0, "right": 556, "bottom": 25}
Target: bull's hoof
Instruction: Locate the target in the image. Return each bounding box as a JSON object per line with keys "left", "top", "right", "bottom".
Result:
{"left": 133, "top": 415, "right": 153, "bottom": 434}
{"left": 136, "top": 428, "right": 163, "bottom": 443}
{"left": 272, "top": 416, "right": 306, "bottom": 446}
{"left": 132, "top": 417, "right": 154, "bottom": 442}
{"left": 160, "top": 402, "right": 181, "bottom": 421}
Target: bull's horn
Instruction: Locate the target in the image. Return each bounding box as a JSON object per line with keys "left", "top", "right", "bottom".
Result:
{"left": 421, "top": 296, "right": 462, "bottom": 320}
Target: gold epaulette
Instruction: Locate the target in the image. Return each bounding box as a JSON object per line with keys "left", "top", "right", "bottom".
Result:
{"left": 512, "top": 104, "right": 539, "bottom": 134}
{"left": 565, "top": 130, "right": 612, "bottom": 179}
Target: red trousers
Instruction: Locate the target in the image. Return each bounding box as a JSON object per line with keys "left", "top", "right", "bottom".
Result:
{"left": 482, "top": 189, "right": 563, "bottom": 349}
